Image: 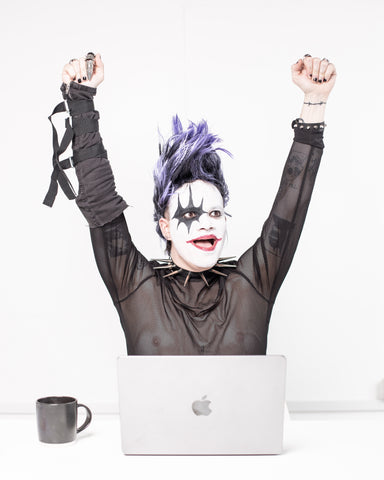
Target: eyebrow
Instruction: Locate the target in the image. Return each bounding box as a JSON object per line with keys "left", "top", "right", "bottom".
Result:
{"left": 208, "top": 206, "right": 225, "bottom": 211}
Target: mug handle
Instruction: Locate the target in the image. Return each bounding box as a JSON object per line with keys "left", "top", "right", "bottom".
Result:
{"left": 77, "top": 403, "right": 92, "bottom": 433}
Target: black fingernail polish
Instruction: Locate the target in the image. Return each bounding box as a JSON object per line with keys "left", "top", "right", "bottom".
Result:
{"left": 314, "top": 78, "right": 318, "bottom": 82}
{"left": 318, "top": 79, "right": 322, "bottom": 83}
{"left": 309, "top": 74, "right": 312, "bottom": 78}
{"left": 323, "top": 78, "right": 327, "bottom": 82}
{"left": 78, "top": 78, "right": 82, "bottom": 83}
{"left": 83, "top": 76, "right": 86, "bottom": 81}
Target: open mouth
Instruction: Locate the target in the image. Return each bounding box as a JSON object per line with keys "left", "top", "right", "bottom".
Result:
{"left": 187, "top": 235, "right": 222, "bottom": 252}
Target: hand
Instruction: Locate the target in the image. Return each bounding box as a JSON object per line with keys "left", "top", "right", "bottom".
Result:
{"left": 291, "top": 55, "right": 336, "bottom": 99}
{"left": 62, "top": 53, "right": 104, "bottom": 88}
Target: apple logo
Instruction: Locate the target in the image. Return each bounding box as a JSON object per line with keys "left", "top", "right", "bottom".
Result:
{"left": 192, "top": 395, "right": 212, "bottom": 416}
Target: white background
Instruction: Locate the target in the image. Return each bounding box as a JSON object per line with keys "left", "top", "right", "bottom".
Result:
{"left": 1, "top": 0, "right": 383, "bottom": 413}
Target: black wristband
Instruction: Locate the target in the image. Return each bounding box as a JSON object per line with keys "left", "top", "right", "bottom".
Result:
{"left": 292, "top": 118, "right": 325, "bottom": 149}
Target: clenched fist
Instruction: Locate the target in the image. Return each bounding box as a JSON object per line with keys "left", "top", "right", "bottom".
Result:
{"left": 62, "top": 53, "right": 104, "bottom": 89}
{"left": 292, "top": 55, "right": 336, "bottom": 98}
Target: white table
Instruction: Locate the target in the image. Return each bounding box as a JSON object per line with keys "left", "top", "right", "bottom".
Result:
{"left": 1, "top": 412, "right": 383, "bottom": 480}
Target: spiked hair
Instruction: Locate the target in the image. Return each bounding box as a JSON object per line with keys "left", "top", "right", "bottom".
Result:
{"left": 153, "top": 115, "right": 230, "bottom": 240}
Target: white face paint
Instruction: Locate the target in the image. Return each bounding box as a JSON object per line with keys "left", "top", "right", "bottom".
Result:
{"left": 166, "top": 180, "right": 227, "bottom": 272}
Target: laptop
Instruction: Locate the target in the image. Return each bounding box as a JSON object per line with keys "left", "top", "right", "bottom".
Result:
{"left": 117, "top": 355, "right": 286, "bottom": 455}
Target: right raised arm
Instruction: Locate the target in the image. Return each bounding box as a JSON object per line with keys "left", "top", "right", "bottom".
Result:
{"left": 61, "top": 55, "right": 153, "bottom": 303}
{"left": 61, "top": 54, "right": 127, "bottom": 226}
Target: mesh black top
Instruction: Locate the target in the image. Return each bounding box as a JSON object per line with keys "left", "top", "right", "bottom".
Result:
{"left": 62, "top": 82, "right": 324, "bottom": 355}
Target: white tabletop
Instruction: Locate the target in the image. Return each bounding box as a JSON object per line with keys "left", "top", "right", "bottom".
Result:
{"left": 1, "top": 412, "right": 383, "bottom": 480}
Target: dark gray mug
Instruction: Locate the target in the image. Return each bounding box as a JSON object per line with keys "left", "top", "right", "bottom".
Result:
{"left": 36, "top": 396, "right": 92, "bottom": 444}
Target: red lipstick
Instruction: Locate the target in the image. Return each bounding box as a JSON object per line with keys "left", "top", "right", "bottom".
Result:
{"left": 187, "top": 235, "right": 222, "bottom": 252}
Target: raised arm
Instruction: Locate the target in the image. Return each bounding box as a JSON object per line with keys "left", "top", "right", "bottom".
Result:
{"left": 237, "top": 55, "right": 336, "bottom": 303}
{"left": 60, "top": 54, "right": 153, "bottom": 303}
{"left": 61, "top": 54, "right": 127, "bottom": 226}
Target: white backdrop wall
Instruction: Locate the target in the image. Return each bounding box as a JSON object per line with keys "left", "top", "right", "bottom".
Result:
{"left": 1, "top": 0, "right": 383, "bottom": 412}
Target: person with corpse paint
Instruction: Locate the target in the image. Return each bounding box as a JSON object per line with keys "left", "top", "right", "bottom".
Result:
{"left": 44, "top": 53, "right": 336, "bottom": 355}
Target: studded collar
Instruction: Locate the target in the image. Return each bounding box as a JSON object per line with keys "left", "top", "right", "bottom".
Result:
{"left": 152, "top": 257, "right": 237, "bottom": 287}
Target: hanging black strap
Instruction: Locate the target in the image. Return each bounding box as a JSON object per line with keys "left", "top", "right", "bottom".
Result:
{"left": 54, "top": 142, "right": 106, "bottom": 170}
{"left": 43, "top": 101, "right": 77, "bottom": 207}
{"left": 43, "top": 100, "right": 106, "bottom": 207}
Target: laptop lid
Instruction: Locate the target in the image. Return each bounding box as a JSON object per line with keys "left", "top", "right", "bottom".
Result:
{"left": 117, "top": 355, "right": 286, "bottom": 455}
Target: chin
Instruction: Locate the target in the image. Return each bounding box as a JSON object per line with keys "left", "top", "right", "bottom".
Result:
{"left": 192, "top": 258, "right": 218, "bottom": 271}
{"left": 184, "top": 249, "right": 222, "bottom": 272}
{"left": 171, "top": 240, "right": 225, "bottom": 272}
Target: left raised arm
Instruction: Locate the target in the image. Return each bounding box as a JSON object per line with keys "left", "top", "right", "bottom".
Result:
{"left": 237, "top": 55, "right": 336, "bottom": 303}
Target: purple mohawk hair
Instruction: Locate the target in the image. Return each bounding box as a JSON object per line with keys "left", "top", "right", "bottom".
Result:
{"left": 153, "top": 115, "right": 231, "bottom": 239}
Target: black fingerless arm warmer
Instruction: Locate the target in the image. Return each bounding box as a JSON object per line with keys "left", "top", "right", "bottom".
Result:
{"left": 43, "top": 82, "right": 128, "bottom": 227}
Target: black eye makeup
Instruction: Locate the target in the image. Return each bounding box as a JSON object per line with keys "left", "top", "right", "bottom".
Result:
{"left": 183, "top": 211, "right": 198, "bottom": 219}
{"left": 172, "top": 186, "right": 207, "bottom": 233}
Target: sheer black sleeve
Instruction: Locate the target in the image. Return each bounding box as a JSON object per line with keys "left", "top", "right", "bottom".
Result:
{"left": 237, "top": 120, "right": 324, "bottom": 304}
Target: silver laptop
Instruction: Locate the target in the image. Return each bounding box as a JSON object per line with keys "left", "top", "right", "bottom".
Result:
{"left": 117, "top": 355, "right": 286, "bottom": 455}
